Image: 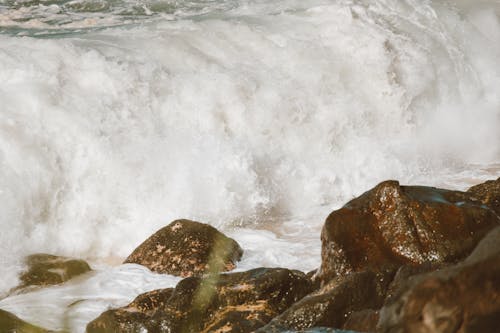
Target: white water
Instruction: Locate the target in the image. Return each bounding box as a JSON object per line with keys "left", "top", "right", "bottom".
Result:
{"left": 0, "top": 0, "right": 499, "bottom": 331}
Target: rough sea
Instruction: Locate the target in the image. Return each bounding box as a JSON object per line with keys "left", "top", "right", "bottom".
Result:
{"left": 0, "top": 0, "right": 499, "bottom": 331}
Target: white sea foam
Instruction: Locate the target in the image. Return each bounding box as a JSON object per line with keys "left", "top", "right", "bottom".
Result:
{"left": 0, "top": 0, "right": 499, "bottom": 330}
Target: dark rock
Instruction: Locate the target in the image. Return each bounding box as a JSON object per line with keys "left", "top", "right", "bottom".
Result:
{"left": 18, "top": 253, "right": 91, "bottom": 289}
{"left": 378, "top": 226, "right": 500, "bottom": 333}
{"left": 0, "top": 309, "right": 49, "bottom": 333}
{"left": 318, "top": 180, "right": 499, "bottom": 284}
{"left": 258, "top": 270, "right": 393, "bottom": 332}
{"left": 342, "top": 309, "right": 379, "bottom": 332}
{"left": 87, "top": 268, "right": 312, "bottom": 333}
{"left": 124, "top": 219, "right": 243, "bottom": 277}
{"left": 86, "top": 288, "right": 174, "bottom": 333}
{"left": 467, "top": 177, "right": 500, "bottom": 216}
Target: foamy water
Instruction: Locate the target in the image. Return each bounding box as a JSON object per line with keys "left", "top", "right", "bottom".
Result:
{"left": 0, "top": 0, "right": 499, "bottom": 331}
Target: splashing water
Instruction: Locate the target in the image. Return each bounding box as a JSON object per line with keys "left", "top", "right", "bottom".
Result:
{"left": 0, "top": 0, "right": 499, "bottom": 331}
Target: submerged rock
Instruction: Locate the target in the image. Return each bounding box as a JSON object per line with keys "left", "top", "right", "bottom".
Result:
{"left": 18, "top": 253, "right": 91, "bottom": 289}
{"left": 467, "top": 177, "right": 500, "bottom": 216}
{"left": 124, "top": 219, "right": 243, "bottom": 277}
{"left": 87, "top": 268, "right": 312, "bottom": 333}
{"left": 0, "top": 309, "right": 49, "bottom": 333}
{"left": 258, "top": 270, "right": 393, "bottom": 332}
{"left": 378, "top": 226, "right": 500, "bottom": 333}
{"left": 318, "top": 180, "right": 499, "bottom": 284}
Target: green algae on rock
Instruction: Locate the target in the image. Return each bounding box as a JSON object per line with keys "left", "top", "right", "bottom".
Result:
{"left": 18, "top": 254, "right": 91, "bottom": 289}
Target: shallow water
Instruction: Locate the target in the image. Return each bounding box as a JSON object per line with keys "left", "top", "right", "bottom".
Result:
{"left": 0, "top": 0, "right": 499, "bottom": 331}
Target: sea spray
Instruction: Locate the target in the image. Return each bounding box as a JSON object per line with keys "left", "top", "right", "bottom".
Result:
{"left": 0, "top": 1, "right": 499, "bottom": 330}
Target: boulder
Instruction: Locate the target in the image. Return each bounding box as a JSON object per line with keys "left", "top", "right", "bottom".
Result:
{"left": 124, "top": 219, "right": 243, "bottom": 277}
{"left": 0, "top": 309, "right": 49, "bottom": 333}
{"left": 18, "top": 253, "right": 91, "bottom": 289}
{"left": 86, "top": 288, "right": 174, "bottom": 333}
{"left": 342, "top": 309, "right": 379, "bottom": 332}
{"left": 258, "top": 270, "right": 393, "bottom": 331}
{"left": 87, "top": 268, "right": 312, "bottom": 333}
{"left": 318, "top": 180, "right": 499, "bottom": 284}
{"left": 378, "top": 226, "right": 500, "bottom": 333}
{"left": 467, "top": 177, "right": 500, "bottom": 216}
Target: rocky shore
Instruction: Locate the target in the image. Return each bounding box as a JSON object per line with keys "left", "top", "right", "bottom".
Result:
{"left": 1, "top": 177, "right": 499, "bottom": 333}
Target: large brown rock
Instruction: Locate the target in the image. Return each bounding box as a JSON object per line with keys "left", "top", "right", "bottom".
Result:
{"left": 378, "top": 226, "right": 500, "bottom": 333}
{"left": 0, "top": 309, "right": 49, "bottom": 333}
{"left": 87, "top": 268, "right": 312, "bottom": 333}
{"left": 124, "top": 219, "right": 243, "bottom": 277}
{"left": 257, "top": 270, "right": 394, "bottom": 332}
{"left": 18, "top": 253, "right": 91, "bottom": 289}
{"left": 467, "top": 177, "right": 500, "bottom": 216}
{"left": 318, "top": 180, "right": 499, "bottom": 284}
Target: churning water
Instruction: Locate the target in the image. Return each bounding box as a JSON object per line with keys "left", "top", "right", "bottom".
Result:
{"left": 0, "top": 0, "right": 499, "bottom": 331}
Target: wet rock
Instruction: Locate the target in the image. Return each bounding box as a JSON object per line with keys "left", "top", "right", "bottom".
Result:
{"left": 342, "top": 309, "right": 379, "bottom": 332}
{"left": 318, "top": 180, "right": 499, "bottom": 284}
{"left": 378, "top": 227, "right": 500, "bottom": 333}
{"left": 124, "top": 219, "right": 243, "bottom": 277}
{"left": 467, "top": 177, "right": 500, "bottom": 216}
{"left": 258, "top": 270, "right": 393, "bottom": 332}
{"left": 86, "top": 288, "right": 174, "bottom": 333}
{"left": 87, "top": 268, "right": 312, "bottom": 333}
{"left": 18, "top": 253, "right": 91, "bottom": 289}
{"left": 0, "top": 309, "right": 49, "bottom": 333}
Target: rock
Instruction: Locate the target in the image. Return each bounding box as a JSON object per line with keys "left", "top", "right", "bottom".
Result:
{"left": 0, "top": 309, "right": 49, "bottom": 333}
{"left": 467, "top": 177, "right": 500, "bottom": 216}
{"left": 124, "top": 219, "right": 243, "bottom": 277}
{"left": 258, "top": 270, "right": 393, "bottom": 332}
{"left": 18, "top": 253, "right": 91, "bottom": 289}
{"left": 86, "top": 288, "right": 174, "bottom": 333}
{"left": 318, "top": 180, "right": 499, "bottom": 284}
{"left": 378, "top": 226, "right": 500, "bottom": 333}
{"left": 87, "top": 268, "right": 312, "bottom": 333}
{"left": 342, "top": 309, "right": 379, "bottom": 332}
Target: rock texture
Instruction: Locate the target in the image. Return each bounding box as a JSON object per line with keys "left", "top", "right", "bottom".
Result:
{"left": 87, "top": 268, "right": 312, "bottom": 333}
{"left": 378, "top": 226, "right": 500, "bottom": 333}
{"left": 258, "top": 270, "right": 393, "bottom": 332}
{"left": 124, "top": 219, "right": 243, "bottom": 277}
{"left": 467, "top": 177, "right": 500, "bottom": 216}
{"left": 0, "top": 309, "right": 49, "bottom": 333}
{"left": 342, "top": 309, "right": 379, "bottom": 332}
{"left": 86, "top": 288, "right": 174, "bottom": 333}
{"left": 18, "top": 253, "right": 91, "bottom": 289}
{"left": 318, "top": 180, "right": 499, "bottom": 284}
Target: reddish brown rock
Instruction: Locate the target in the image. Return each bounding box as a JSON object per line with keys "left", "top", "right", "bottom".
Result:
{"left": 467, "top": 177, "right": 500, "bottom": 216}
{"left": 342, "top": 309, "right": 379, "bottom": 332}
{"left": 18, "top": 253, "right": 91, "bottom": 289}
{"left": 378, "top": 227, "right": 500, "bottom": 333}
{"left": 257, "top": 270, "right": 394, "bottom": 332}
{"left": 124, "top": 219, "right": 243, "bottom": 277}
{"left": 87, "top": 268, "right": 312, "bottom": 333}
{"left": 318, "top": 180, "right": 499, "bottom": 284}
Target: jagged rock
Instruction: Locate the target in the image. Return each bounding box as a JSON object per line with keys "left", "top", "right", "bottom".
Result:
{"left": 257, "top": 270, "right": 394, "bottom": 332}
{"left": 342, "top": 309, "right": 379, "bottom": 332}
{"left": 124, "top": 219, "right": 243, "bottom": 277}
{"left": 467, "top": 177, "right": 500, "bottom": 216}
{"left": 318, "top": 180, "right": 499, "bottom": 284}
{"left": 0, "top": 309, "right": 49, "bottom": 333}
{"left": 378, "top": 227, "right": 500, "bottom": 333}
{"left": 87, "top": 268, "right": 312, "bottom": 333}
{"left": 18, "top": 253, "right": 91, "bottom": 289}
{"left": 86, "top": 288, "right": 174, "bottom": 333}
